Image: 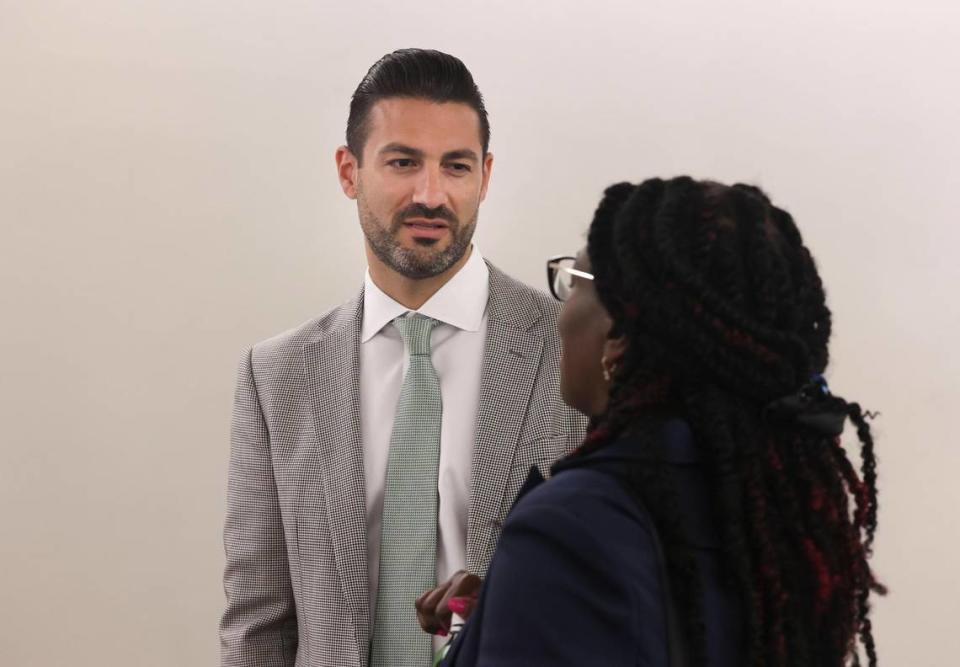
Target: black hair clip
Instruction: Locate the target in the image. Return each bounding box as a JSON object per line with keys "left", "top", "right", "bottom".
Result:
{"left": 763, "top": 375, "right": 848, "bottom": 437}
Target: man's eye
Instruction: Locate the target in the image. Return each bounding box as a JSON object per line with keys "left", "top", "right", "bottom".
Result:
{"left": 389, "top": 159, "right": 417, "bottom": 168}
{"left": 447, "top": 163, "right": 471, "bottom": 173}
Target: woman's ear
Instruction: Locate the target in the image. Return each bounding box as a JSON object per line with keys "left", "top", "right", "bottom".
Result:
{"left": 602, "top": 334, "right": 628, "bottom": 369}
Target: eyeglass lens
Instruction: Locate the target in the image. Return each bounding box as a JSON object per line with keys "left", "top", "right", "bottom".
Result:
{"left": 551, "top": 258, "right": 576, "bottom": 301}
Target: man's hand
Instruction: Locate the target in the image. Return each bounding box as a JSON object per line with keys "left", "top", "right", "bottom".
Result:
{"left": 415, "top": 569, "right": 482, "bottom": 636}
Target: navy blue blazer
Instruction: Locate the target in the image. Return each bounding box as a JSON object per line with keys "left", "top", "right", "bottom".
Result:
{"left": 441, "top": 419, "right": 744, "bottom": 666}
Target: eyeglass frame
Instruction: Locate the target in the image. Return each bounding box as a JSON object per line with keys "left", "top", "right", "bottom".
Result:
{"left": 546, "top": 255, "right": 594, "bottom": 302}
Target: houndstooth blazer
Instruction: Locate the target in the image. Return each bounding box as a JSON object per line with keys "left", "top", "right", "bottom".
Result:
{"left": 220, "top": 262, "right": 587, "bottom": 667}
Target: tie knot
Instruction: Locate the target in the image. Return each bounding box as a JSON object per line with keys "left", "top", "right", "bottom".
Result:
{"left": 393, "top": 313, "right": 439, "bottom": 356}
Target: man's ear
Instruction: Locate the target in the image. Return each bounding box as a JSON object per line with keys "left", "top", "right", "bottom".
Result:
{"left": 602, "top": 334, "right": 628, "bottom": 369}
{"left": 335, "top": 145, "right": 359, "bottom": 199}
{"left": 478, "top": 151, "right": 494, "bottom": 202}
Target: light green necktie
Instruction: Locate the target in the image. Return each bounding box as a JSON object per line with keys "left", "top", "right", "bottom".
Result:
{"left": 371, "top": 313, "right": 442, "bottom": 667}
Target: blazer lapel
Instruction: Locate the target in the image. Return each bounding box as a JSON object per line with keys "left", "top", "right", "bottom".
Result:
{"left": 302, "top": 293, "right": 370, "bottom": 656}
{"left": 466, "top": 266, "right": 544, "bottom": 573}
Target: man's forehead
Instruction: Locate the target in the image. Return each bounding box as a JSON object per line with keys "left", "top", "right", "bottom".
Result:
{"left": 365, "top": 97, "right": 483, "bottom": 154}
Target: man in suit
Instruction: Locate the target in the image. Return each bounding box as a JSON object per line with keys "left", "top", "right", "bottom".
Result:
{"left": 220, "top": 48, "right": 586, "bottom": 667}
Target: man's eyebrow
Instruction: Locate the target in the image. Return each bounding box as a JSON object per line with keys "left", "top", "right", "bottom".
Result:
{"left": 442, "top": 149, "right": 480, "bottom": 163}
{"left": 377, "top": 144, "right": 480, "bottom": 163}
{"left": 378, "top": 143, "right": 424, "bottom": 158}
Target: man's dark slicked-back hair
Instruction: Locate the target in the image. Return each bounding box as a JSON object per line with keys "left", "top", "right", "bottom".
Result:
{"left": 346, "top": 48, "right": 490, "bottom": 163}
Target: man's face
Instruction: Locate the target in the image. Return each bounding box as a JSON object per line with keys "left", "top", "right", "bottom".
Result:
{"left": 338, "top": 97, "right": 493, "bottom": 279}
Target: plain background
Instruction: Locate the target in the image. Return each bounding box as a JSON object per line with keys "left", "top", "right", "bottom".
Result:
{"left": 1, "top": 1, "right": 957, "bottom": 664}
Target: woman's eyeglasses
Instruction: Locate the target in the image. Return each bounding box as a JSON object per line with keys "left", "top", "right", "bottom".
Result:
{"left": 546, "top": 256, "right": 594, "bottom": 302}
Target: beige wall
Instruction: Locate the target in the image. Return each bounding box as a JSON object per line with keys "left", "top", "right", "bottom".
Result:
{"left": 1, "top": 1, "right": 957, "bottom": 664}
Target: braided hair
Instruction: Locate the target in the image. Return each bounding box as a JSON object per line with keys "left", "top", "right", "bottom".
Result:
{"left": 581, "top": 177, "right": 883, "bottom": 666}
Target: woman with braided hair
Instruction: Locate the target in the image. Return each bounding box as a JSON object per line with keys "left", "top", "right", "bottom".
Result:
{"left": 417, "top": 176, "right": 883, "bottom": 666}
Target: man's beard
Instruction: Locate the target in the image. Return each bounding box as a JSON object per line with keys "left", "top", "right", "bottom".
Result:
{"left": 358, "top": 193, "right": 477, "bottom": 280}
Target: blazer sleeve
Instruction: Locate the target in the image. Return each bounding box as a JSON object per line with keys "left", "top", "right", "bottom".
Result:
{"left": 466, "top": 473, "right": 665, "bottom": 665}
{"left": 220, "top": 349, "right": 298, "bottom": 667}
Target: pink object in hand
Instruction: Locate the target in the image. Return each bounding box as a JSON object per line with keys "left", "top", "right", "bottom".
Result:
{"left": 447, "top": 597, "right": 469, "bottom": 615}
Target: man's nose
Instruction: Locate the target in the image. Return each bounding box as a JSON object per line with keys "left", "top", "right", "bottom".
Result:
{"left": 411, "top": 164, "right": 448, "bottom": 210}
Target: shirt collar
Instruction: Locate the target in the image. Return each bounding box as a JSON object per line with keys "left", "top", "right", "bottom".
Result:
{"left": 361, "top": 245, "right": 489, "bottom": 343}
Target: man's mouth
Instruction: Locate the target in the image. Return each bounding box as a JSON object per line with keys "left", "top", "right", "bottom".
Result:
{"left": 403, "top": 218, "right": 449, "bottom": 230}
{"left": 401, "top": 218, "right": 451, "bottom": 242}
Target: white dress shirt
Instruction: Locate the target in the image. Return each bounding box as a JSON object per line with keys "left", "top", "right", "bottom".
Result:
{"left": 359, "top": 246, "right": 489, "bottom": 639}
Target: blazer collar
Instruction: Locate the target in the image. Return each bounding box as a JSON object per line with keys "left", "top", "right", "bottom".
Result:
{"left": 303, "top": 292, "right": 370, "bottom": 657}
{"left": 466, "top": 262, "right": 546, "bottom": 574}
{"left": 483, "top": 260, "right": 543, "bottom": 331}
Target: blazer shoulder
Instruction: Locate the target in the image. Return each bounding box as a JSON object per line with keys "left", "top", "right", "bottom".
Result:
{"left": 485, "top": 261, "right": 562, "bottom": 331}
{"left": 240, "top": 292, "right": 363, "bottom": 397}
{"left": 249, "top": 292, "right": 362, "bottom": 361}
